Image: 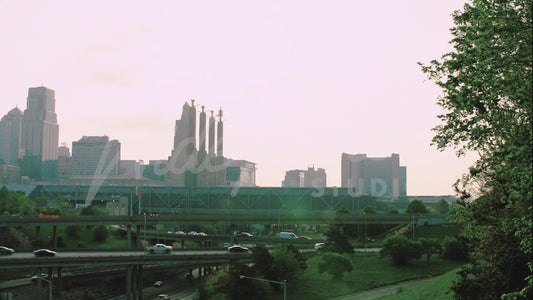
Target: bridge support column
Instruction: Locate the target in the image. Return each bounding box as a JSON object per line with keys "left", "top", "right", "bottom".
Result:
{"left": 17, "top": 227, "right": 23, "bottom": 244}
{"left": 136, "top": 225, "right": 141, "bottom": 247}
{"left": 127, "top": 225, "right": 132, "bottom": 249}
{"left": 35, "top": 226, "right": 40, "bottom": 240}
{"left": 137, "top": 265, "right": 143, "bottom": 300}
{"left": 127, "top": 266, "right": 132, "bottom": 300}
{"left": 57, "top": 267, "right": 62, "bottom": 297}
{"left": 52, "top": 226, "right": 57, "bottom": 248}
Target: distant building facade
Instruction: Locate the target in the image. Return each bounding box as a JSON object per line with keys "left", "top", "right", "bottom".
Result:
{"left": 0, "top": 107, "right": 24, "bottom": 166}
{"left": 20, "top": 86, "right": 59, "bottom": 180}
{"left": 0, "top": 163, "right": 20, "bottom": 184}
{"left": 282, "top": 165, "right": 327, "bottom": 188}
{"left": 341, "top": 153, "right": 406, "bottom": 199}
{"left": 225, "top": 159, "right": 256, "bottom": 187}
{"left": 57, "top": 144, "right": 71, "bottom": 179}
{"left": 167, "top": 100, "right": 227, "bottom": 187}
{"left": 71, "top": 136, "right": 120, "bottom": 177}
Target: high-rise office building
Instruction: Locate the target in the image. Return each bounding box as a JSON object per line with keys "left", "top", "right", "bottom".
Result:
{"left": 71, "top": 136, "right": 120, "bottom": 177}
{"left": 282, "top": 165, "right": 327, "bottom": 188}
{"left": 20, "top": 86, "right": 59, "bottom": 180}
{"left": 341, "top": 153, "right": 406, "bottom": 199}
{"left": 0, "top": 107, "right": 23, "bottom": 165}
{"left": 57, "top": 144, "right": 71, "bottom": 178}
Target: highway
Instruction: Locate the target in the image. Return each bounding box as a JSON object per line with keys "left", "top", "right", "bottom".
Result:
{"left": 0, "top": 249, "right": 253, "bottom": 269}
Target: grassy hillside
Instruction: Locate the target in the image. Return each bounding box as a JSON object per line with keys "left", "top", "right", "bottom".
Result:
{"left": 287, "top": 252, "right": 463, "bottom": 300}
{"left": 378, "top": 267, "right": 460, "bottom": 299}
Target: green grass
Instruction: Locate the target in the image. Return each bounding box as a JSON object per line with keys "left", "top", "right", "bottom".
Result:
{"left": 287, "top": 252, "right": 464, "bottom": 300}
{"left": 377, "top": 267, "right": 460, "bottom": 299}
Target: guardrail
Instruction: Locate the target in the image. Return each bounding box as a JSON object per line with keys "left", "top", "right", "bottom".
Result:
{"left": 0, "top": 213, "right": 448, "bottom": 226}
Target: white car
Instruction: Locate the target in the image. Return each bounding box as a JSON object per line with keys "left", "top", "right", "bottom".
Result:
{"left": 314, "top": 242, "right": 325, "bottom": 250}
{"left": 147, "top": 244, "right": 172, "bottom": 254}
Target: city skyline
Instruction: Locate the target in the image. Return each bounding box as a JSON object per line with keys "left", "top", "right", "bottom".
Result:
{"left": 0, "top": 0, "right": 478, "bottom": 195}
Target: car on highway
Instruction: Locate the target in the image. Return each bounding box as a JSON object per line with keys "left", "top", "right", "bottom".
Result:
{"left": 153, "top": 280, "right": 164, "bottom": 287}
{"left": 34, "top": 249, "right": 56, "bottom": 257}
{"left": 175, "top": 231, "right": 186, "bottom": 235}
{"left": 222, "top": 242, "right": 232, "bottom": 248}
{"left": 357, "top": 238, "right": 375, "bottom": 243}
{"left": 234, "top": 232, "right": 253, "bottom": 238}
{"left": 0, "top": 246, "right": 14, "bottom": 255}
{"left": 147, "top": 244, "right": 172, "bottom": 254}
{"left": 228, "top": 245, "right": 249, "bottom": 253}
{"left": 31, "top": 273, "right": 49, "bottom": 283}
{"left": 158, "top": 294, "right": 170, "bottom": 300}
{"left": 314, "top": 242, "right": 325, "bottom": 251}
{"left": 298, "top": 236, "right": 312, "bottom": 240}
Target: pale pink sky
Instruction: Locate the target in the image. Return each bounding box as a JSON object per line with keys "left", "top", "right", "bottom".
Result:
{"left": 0, "top": 0, "right": 477, "bottom": 195}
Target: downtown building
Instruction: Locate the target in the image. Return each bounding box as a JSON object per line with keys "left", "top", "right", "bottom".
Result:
{"left": 341, "top": 153, "right": 406, "bottom": 199}
{"left": 19, "top": 86, "right": 59, "bottom": 181}
{"left": 282, "top": 165, "right": 327, "bottom": 188}
{"left": 71, "top": 136, "right": 121, "bottom": 177}
{"left": 167, "top": 100, "right": 255, "bottom": 187}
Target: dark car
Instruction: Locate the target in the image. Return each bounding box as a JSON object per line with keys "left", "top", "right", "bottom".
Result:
{"left": 357, "top": 238, "right": 375, "bottom": 243}
{"left": 34, "top": 249, "right": 56, "bottom": 257}
{"left": 228, "top": 245, "right": 249, "bottom": 253}
{"left": 0, "top": 246, "right": 14, "bottom": 255}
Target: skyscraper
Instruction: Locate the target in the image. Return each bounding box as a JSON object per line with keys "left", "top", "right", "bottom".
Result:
{"left": 71, "top": 136, "right": 120, "bottom": 176}
{"left": 0, "top": 107, "right": 23, "bottom": 165}
{"left": 341, "top": 153, "right": 406, "bottom": 199}
{"left": 20, "top": 86, "right": 59, "bottom": 180}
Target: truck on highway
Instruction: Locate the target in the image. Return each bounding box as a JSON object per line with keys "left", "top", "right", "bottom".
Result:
{"left": 279, "top": 232, "right": 298, "bottom": 239}
{"left": 146, "top": 243, "right": 172, "bottom": 254}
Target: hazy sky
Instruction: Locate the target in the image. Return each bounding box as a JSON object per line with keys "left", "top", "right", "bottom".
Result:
{"left": 0, "top": 0, "right": 478, "bottom": 195}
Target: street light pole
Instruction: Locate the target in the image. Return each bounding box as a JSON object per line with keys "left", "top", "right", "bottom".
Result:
{"left": 240, "top": 275, "right": 287, "bottom": 300}
{"left": 143, "top": 213, "right": 147, "bottom": 242}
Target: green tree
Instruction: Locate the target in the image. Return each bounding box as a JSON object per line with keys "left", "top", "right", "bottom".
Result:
{"left": 92, "top": 225, "right": 109, "bottom": 243}
{"left": 420, "top": 0, "right": 532, "bottom": 298}
{"left": 324, "top": 226, "right": 354, "bottom": 254}
{"left": 270, "top": 243, "right": 307, "bottom": 282}
{"left": 318, "top": 253, "right": 353, "bottom": 280}
{"left": 434, "top": 199, "right": 450, "bottom": 214}
{"left": 380, "top": 235, "right": 423, "bottom": 265}
{"left": 441, "top": 237, "right": 468, "bottom": 261}
{"left": 385, "top": 205, "right": 399, "bottom": 215}
{"left": 405, "top": 199, "right": 428, "bottom": 214}
{"left": 335, "top": 206, "right": 358, "bottom": 237}
{"left": 419, "top": 238, "right": 442, "bottom": 261}
{"left": 361, "top": 205, "right": 376, "bottom": 214}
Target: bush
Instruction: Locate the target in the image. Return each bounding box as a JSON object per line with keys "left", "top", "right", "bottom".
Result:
{"left": 318, "top": 253, "right": 353, "bottom": 280}
{"left": 441, "top": 237, "right": 468, "bottom": 261}
{"left": 380, "top": 235, "right": 423, "bottom": 265}
{"left": 92, "top": 225, "right": 109, "bottom": 243}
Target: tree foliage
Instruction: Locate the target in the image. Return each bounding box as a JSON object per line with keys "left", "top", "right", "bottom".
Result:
{"left": 318, "top": 253, "right": 353, "bottom": 280}
{"left": 434, "top": 199, "right": 450, "bottom": 214}
{"left": 385, "top": 205, "right": 399, "bottom": 215}
{"left": 380, "top": 235, "right": 423, "bottom": 265}
{"left": 405, "top": 199, "right": 428, "bottom": 214}
{"left": 419, "top": 238, "right": 442, "bottom": 261}
{"left": 324, "top": 226, "right": 354, "bottom": 254}
{"left": 420, "top": 0, "right": 532, "bottom": 298}
{"left": 270, "top": 243, "right": 307, "bottom": 282}
{"left": 92, "top": 225, "right": 109, "bottom": 243}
